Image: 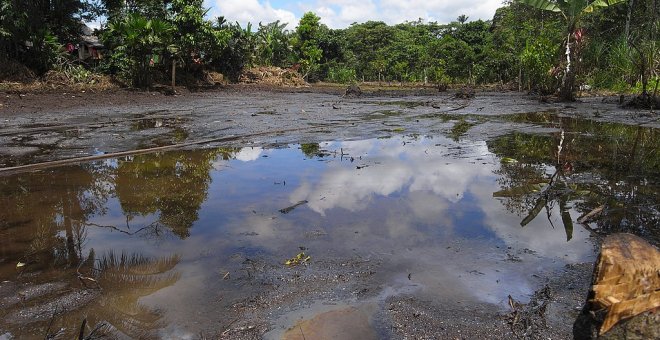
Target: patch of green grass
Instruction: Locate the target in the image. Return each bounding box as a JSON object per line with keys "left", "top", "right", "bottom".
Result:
{"left": 449, "top": 119, "right": 475, "bottom": 141}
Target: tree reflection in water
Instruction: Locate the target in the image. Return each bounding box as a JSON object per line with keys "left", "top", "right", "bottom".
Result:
{"left": 115, "top": 149, "right": 220, "bottom": 238}
{"left": 0, "top": 148, "right": 226, "bottom": 337}
{"left": 0, "top": 163, "right": 112, "bottom": 276}
{"left": 489, "top": 114, "right": 659, "bottom": 245}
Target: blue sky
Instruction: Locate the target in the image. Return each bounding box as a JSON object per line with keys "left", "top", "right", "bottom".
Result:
{"left": 202, "top": 0, "right": 506, "bottom": 30}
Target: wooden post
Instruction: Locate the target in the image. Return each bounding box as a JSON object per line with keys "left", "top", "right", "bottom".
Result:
{"left": 171, "top": 59, "right": 176, "bottom": 92}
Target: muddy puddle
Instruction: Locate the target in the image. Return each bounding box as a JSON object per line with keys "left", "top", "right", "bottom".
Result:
{"left": 1, "top": 112, "right": 658, "bottom": 338}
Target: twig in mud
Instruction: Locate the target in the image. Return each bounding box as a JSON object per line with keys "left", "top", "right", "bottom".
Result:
{"left": 79, "top": 220, "right": 157, "bottom": 236}
{"left": 506, "top": 286, "right": 551, "bottom": 339}
{"left": 279, "top": 200, "right": 308, "bottom": 214}
{"left": 430, "top": 102, "right": 469, "bottom": 112}
{"left": 220, "top": 318, "right": 239, "bottom": 337}
{"left": 299, "top": 325, "right": 307, "bottom": 340}
{"left": 44, "top": 306, "right": 59, "bottom": 339}
{"left": 84, "top": 322, "right": 106, "bottom": 340}
{"left": 77, "top": 260, "right": 101, "bottom": 289}
{"left": 78, "top": 318, "right": 87, "bottom": 340}
{"left": 577, "top": 205, "right": 605, "bottom": 224}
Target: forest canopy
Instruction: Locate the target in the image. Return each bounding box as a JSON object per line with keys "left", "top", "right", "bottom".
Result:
{"left": 0, "top": 0, "right": 657, "bottom": 99}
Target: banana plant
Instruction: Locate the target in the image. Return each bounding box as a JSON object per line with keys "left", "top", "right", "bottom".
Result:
{"left": 517, "top": 0, "right": 626, "bottom": 100}
{"left": 105, "top": 13, "right": 173, "bottom": 87}
{"left": 256, "top": 20, "right": 291, "bottom": 67}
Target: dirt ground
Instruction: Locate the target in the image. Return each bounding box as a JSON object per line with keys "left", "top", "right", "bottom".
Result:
{"left": 0, "top": 84, "right": 658, "bottom": 339}
{"left": 1, "top": 84, "right": 656, "bottom": 169}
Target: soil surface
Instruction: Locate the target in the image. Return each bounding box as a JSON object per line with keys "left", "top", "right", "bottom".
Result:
{"left": 1, "top": 85, "right": 656, "bottom": 169}
{"left": 0, "top": 84, "right": 657, "bottom": 339}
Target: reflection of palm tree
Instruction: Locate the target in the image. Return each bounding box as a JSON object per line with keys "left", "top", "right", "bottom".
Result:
{"left": 63, "top": 250, "right": 181, "bottom": 338}
{"left": 1, "top": 249, "right": 180, "bottom": 339}
{"left": 1, "top": 157, "right": 184, "bottom": 337}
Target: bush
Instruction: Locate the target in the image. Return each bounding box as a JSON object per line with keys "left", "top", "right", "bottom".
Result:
{"left": 520, "top": 37, "right": 558, "bottom": 93}
{"left": 327, "top": 65, "right": 356, "bottom": 83}
{"left": 583, "top": 37, "right": 634, "bottom": 91}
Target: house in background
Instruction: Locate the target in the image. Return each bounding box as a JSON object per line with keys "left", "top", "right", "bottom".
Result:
{"left": 77, "top": 24, "right": 105, "bottom": 62}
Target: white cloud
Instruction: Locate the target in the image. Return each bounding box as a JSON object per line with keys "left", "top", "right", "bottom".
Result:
{"left": 205, "top": 0, "right": 298, "bottom": 29}
{"left": 234, "top": 147, "right": 263, "bottom": 162}
{"left": 302, "top": 0, "right": 503, "bottom": 28}
{"left": 290, "top": 138, "right": 492, "bottom": 215}
{"left": 204, "top": 0, "right": 504, "bottom": 30}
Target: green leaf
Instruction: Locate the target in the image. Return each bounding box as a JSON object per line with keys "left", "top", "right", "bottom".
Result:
{"left": 561, "top": 209, "right": 574, "bottom": 241}
{"left": 521, "top": 195, "right": 547, "bottom": 227}
{"left": 583, "top": 0, "right": 626, "bottom": 13}
{"left": 560, "top": 199, "right": 574, "bottom": 241}
{"left": 517, "top": 0, "right": 562, "bottom": 12}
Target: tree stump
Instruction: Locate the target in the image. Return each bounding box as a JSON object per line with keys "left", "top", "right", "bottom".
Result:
{"left": 574, "top": 233, "right": 660, "bottom": 339}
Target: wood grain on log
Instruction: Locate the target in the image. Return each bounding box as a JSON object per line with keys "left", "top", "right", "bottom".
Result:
{"left": 590, "top": 233, "right": 660, "bottom": 334}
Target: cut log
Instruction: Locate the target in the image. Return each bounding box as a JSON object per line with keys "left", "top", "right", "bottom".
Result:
{"left": 582, "top": 233, "right": 660, "bottom": 336}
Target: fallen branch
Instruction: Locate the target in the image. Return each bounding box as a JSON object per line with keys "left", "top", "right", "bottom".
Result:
{"left": 279, "top": 200, "right": 308, "bottom": 214}
{"left": 78, "top": 220, "right": 159, "bottom": 236}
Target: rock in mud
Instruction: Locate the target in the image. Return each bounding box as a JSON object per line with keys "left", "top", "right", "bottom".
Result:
{"left": 344, "top": 85, "right": 362, "bottom": 98}
{"left": 623, "top": 94, "right": 660, "bottom": 109}
{"left": 455, "top": 87, "right": 475, "bottom": 99}
{"left": 282, "top": 307, "right": 376, "bottom": 340}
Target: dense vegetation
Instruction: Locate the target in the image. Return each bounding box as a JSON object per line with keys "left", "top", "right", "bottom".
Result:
{"left": 0, "top": 0, "right": 657, "bottom": 100}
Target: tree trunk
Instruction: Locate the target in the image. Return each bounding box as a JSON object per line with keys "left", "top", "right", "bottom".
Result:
{"left": 171, "top": 59, "right": 176, "bottom": 92}
{"left": 560, "top": 34, "right": 576, "bottom": 101}
{"left": 518, "top": 61, "right": 522, "bottom": 92}
{"left": 625, "top": 0, "right": 634, "bottom": 42}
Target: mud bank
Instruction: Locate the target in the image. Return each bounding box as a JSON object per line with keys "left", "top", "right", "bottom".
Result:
{"left": 0, "top": 85, "right": 657, "bottom": 168}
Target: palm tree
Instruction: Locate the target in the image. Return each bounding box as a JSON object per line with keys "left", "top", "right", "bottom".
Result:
{"left": 457, "top": 14, "right": 469, "bottom": 24}
{"left": 105, "top": 13, "right": 174, "bottom": 87}
{"left": 517, "top": 0, "right": 626, "bottom": 101}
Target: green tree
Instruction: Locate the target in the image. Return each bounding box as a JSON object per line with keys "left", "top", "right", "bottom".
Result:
{"left": 343, "top": 21, "right": 395, "bottom": 81}
{"left": 168, "top": 0, "right": 227, "bottom": 79}
{"left": 104, "top": 12, "right": 174, "bottom": 87}
{"left": 430, "top": 35, "right": 475, "bottom": 83}
{"left": 208, "top": 20, "right": 255, "bottom": 81}
{"left": 0, "top": 0, "right": 90, "bottom": 74}
{"left": 256, "top": 20, "right": 291, "bottom": 67}
{"left": 170, "top": 0, "right": 217, "bottom": 60}
{"left": 294, "top": 12, "right": 323, "bottom": 81}
{"left": 457, "top": 14, "right": 469, "bottom": 24}
{"left": 517, "top": 0, "right": 626, "bottom": 100}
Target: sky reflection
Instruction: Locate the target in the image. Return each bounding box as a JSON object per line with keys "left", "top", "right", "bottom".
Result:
{"left": 1, "top": 135, "right": 595, "bottom": 338}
